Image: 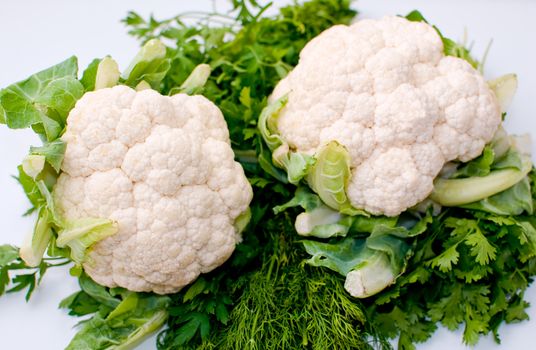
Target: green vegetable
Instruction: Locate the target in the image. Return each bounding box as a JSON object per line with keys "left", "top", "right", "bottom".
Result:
{"left": 80, "top": 58, "right": 102, "bottom": 91}
{"left": 1, "top": 245, "right": 69, "bottom": 301}
{"left": 301, "top": 210, "right": 431, "bottom": 298}
{"left": 171, "top": 63, "right": 211, "bottom": 95}
{"left": 61, "top": 274, "right": 170, "bottom": 350}
{"left": 21, "top": 154, "right": 46, "bottom": 179}
{"left": 452, "top": 146, "right": 495, "bottom": 178}
{"left": 367, "top": 188, "right": 536, "bottom": 347}
{"left": 0, "top": 56, "right": 83, "bottom": 140}
{"left": 305, "top": 238, "right": 400, "bottom": 298}
{"left": 156, "top": 210, "right": 385, "bottom": 349}
{"left": 462, "top": 176, "right": 533, "bottom": 216}
{"left": 121, "top": 38, "right": 170, "bottom": 89}
{"left": 28, "top": 139, "right": 67, "bottom": 173}
{"left": 274, "top": 187, "right": 353, "bottom": 238}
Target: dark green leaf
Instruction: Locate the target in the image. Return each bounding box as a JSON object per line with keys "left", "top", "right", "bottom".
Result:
{"left": 8, "top": 273, "right": 36, "bottom": 301}
{"left": 79, "top": 273, "right": 120, "bottom": 309}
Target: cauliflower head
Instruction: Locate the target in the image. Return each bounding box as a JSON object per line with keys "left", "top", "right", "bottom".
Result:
{"left": 54, "top": 85, "right": 253, "bottom": 294}
{"left": 269, "top": 16, "right": 501, "bottom": 216}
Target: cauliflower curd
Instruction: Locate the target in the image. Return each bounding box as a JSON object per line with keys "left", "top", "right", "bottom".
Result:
{"left": 54, "top": 85, "right": 253, "bottom": 294}
{"left": 270, "top": 16, "right": 501, "bottom": 216}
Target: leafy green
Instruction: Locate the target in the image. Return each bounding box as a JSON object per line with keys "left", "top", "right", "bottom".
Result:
{"left": 19, "top": 207, "right": 53, "bottom": 267}
{"left": 367, "top": 181, "right": 536, "bottom": 347}
{"left": 1, "top": 245, "right": 69, "bottom": 301}
{"left": 453, "top": 147, "right": 495, "bottom": 178}
{"left": 157, "top": 213, "right": 385, "bottom": 350}
{"left": 80, "top": 58, "right": 102, "bottom": 91}
{"left": 15, "top": 165, "right": 44, "bottom": 214}
{"left": 21, "top": 154, "right": 46, "bottom": 180}
{"left": 0, "top": 56, "right": 83, "bottom": 140}
{"left": 301, "top": 211, "right": 431, "bottom": 298}
{"left": 0, "top": 245, "right": 19, "bottom": 267}
{"left": 121, "top": 39, "right": 171, "bottom": 89}
{"left": 257, "top": 94, "right": 315, "bottom": 184}
{"left": 61, "top": 274, "right": 170, "bottom": 350}
{"left": 275, "top": 186, "right": 350, "bottom": 238}
{"left": 95, "top": 56, "right": 121, "bottom": 90}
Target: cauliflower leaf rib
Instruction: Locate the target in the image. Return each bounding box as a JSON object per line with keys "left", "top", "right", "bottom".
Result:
{"left": 431, "top": 158, "right": 532, "bottom": 206}
{"left": 19, "top": 208, "right": 53, "bottom": 268}
{"left": 57, "top": 218, "right": 118, "bottom": 265}
{"left": 488, "top": 74, "right": 518, "bottom": 112}
{"left": 18, "top": 176, "right": 119, "bottom": 267}
{"left": 431, "top": 139, "right": 533, "bottom": 207}
{"left": 172, "top": 63, "right": 211, "bottom": 95}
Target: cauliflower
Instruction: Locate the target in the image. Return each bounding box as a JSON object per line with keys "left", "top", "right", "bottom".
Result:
{"left": 264, "top": 16, "right": 501, "bottom": 216}
{"left": 53, "top": 85, "right": 253, "bottom": 294}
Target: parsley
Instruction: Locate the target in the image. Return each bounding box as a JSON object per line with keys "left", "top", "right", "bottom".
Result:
{"left": 0, "top": 245, "right": 70, "bottom": 301}
{"left": 367, "top": 195, "right": 536, "bottom": 348}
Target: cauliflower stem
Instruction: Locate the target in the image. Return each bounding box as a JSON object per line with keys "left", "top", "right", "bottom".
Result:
{"left": 431, "top": 155, "right": 532, "bottom": 206}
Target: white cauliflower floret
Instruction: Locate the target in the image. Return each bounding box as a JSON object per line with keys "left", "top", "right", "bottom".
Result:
{"left": 271, "top": 16, "right": 501, "bottom": 216}
{"left": 54, "top": 85, "right": 253, "bottom": 294}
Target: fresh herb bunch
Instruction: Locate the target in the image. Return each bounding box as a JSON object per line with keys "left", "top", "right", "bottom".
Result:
{"left": 158, "top": 208, "right": 387, "bottom": 349}
{"left": 367, "top": 195, "right": 536, "bottom": 349}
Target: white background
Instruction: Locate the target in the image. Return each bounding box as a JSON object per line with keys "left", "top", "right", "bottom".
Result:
{"left": 1, "top": 0, "right": 535, "bottom": 349}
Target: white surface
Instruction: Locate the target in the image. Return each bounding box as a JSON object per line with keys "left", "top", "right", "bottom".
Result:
{"left": 0, "top": 0, "right": 535, "bottom": 349}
